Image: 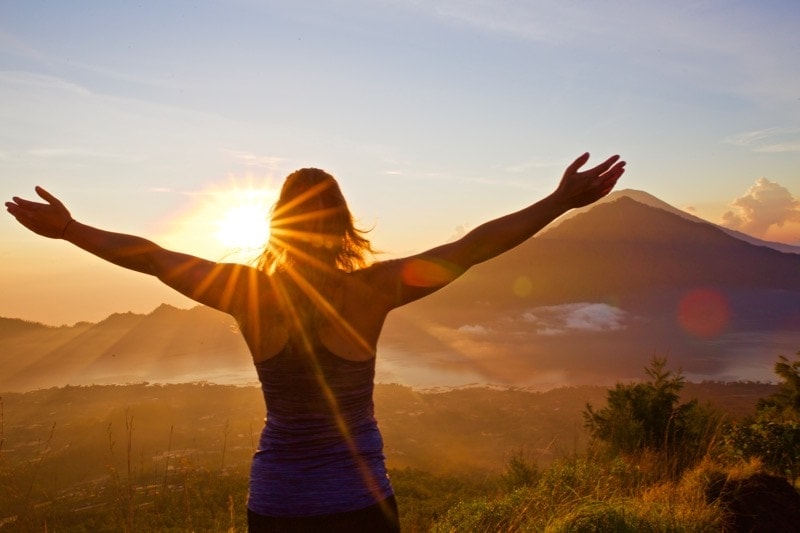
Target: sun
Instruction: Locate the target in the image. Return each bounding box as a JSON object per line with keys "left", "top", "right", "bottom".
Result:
{"left": 214, "top": 189, "right": 275, "bottom": 251}
{"left": 155, "top": 178, "right": 280, "bottom": 262}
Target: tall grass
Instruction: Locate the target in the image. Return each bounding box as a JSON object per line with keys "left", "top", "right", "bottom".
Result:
{"left": 433, "top": 453, "right": 728, "bottom": 532}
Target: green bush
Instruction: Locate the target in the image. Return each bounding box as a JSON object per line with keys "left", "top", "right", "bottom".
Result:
{"left": 584, "top": 358, "right": 722, "bottom": 477}
{"left": 719, "top": 351, "right": 800, "bottom": 484}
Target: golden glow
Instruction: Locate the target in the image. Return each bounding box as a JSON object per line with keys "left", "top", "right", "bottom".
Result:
{"left": 158, "top": 177, "right": 279, "bottom": 262}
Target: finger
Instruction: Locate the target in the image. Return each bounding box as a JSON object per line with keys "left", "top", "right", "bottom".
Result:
{"left": 10, "top": 196, "right": 42, "bottom": 210}
{"left": 565, "top": 152, "right": 591, "bottom": 175}
{"left": 35, "top": 186, "right": 65, "bottom": 209}
{"left": 604, "top": 161, "right": 626, "bottom": 179}
{"left": 6, "top": 203, "right": 29, "bottom": 223}
{"left": 598, "top": 165, "right": 625, "bottom": 193}
{"left": 587, "top": 155, "right": 621, "bottom": 176}
{"left": 5, "top": 201, "right": 21, "bottom": 216}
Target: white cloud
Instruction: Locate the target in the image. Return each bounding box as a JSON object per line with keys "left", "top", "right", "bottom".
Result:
{"left": 522, "top": 303, "right": 627, "bottom": 336}
{"left": 725, "top": 128, "right": 800, "bottom": 153}
{"left": 447, "top": 223, "right": 469, "bottom": 242}
{"left": 722, "top": 178, "right": 800, "bottom": 237}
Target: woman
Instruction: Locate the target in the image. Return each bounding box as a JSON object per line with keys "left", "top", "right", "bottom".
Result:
{"left": 5, "top": 152, "right": 625, "bottom": 531}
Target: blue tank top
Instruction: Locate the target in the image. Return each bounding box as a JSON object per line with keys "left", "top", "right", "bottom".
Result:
{"left": 247, "top": 338, "right": 393, "bottom": 517}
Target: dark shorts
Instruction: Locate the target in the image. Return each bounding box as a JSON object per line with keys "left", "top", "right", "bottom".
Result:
{"left": 247, "top": 495, "right": 400, "bottom": 533}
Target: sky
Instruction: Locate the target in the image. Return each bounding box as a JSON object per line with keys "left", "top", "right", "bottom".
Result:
{"left": 2, "top": 0, "right": 800, "bottom": 326}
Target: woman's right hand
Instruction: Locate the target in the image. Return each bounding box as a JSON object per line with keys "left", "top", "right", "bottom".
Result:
{"left": 5, "top": 186, "right": 74, "bottom": 239}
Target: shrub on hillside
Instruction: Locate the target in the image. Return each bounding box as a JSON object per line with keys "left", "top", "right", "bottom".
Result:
{"left": 583, "top": 357, "right": 722, "bottom": 476}
{"left": 720, "top": 351, "right": 800, "bottom": 484}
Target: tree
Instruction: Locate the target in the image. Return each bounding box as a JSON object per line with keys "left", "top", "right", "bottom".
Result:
{"left": 721, "top": 351, "right": 800, "bottom": 483}
{"left": 757, "top": 351, "right": 800, "bottom": 419}
{"left": 584, "top": 357, "right": 720, "bottom": 472}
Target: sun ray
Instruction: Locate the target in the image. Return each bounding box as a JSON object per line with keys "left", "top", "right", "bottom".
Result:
{"left": 282, "top": 265, "right": 374, "bottom": 356}
{"left": 271, "top": 179, "right": 333, "bottom": 221}
{"left": 267, "top": 234, "right": 340, "bottom": 272}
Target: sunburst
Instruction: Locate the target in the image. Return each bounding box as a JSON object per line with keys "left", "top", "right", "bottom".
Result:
{"left": 215, "top": 197, "right": 272, "bottom": 250}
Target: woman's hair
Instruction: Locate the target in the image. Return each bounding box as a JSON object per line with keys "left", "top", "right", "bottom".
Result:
{"left": 257, "top": 168, "right": 375, "bottom": 274}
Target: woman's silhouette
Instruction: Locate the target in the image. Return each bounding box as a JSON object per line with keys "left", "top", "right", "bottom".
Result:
{"left": 6, "top": 152, "right": 625, "bottom": 531}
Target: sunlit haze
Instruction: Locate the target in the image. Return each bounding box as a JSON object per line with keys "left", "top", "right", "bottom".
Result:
{"left": 2, "top": 1, "right": 800, "bottom": 325}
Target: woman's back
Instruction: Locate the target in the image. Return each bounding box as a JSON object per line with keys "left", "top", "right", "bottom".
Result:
{"left": 249, "top": 325, "right": 392, "bottom": 517}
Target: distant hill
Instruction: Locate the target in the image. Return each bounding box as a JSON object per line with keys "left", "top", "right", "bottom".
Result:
{"left": 0, "top": 305, "right": 252, "bottom": 392}
{"left": 2, "top": 194, "right": 799, "bottom": 392}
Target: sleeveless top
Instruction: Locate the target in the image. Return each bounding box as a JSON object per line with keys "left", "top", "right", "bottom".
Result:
{"left": 247, "top": 336, "right": 394, "bottom": 517}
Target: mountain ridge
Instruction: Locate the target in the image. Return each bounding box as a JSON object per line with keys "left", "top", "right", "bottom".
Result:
{"left": 552, "top": 189, "right": 800, "bottom": 254}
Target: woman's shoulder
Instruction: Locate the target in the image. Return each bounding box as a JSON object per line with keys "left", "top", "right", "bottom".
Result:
{"left": 347, "top": 258, "right": 404, "bottom": 285}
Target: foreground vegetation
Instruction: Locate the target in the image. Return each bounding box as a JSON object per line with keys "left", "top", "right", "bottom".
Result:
{"left": 1, "top": 355, "right": 799, "bottom": 532}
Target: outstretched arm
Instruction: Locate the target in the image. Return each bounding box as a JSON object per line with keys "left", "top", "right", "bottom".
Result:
{"left": 428, "top": 153, "right": 624, "bottom": 267}
{"left": 369, "top": 153, "right": 626, "bottom": 307}
{"left": 5, "top": 187, "right": 262, "bottom": 314}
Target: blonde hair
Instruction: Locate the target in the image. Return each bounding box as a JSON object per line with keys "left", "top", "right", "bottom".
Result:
{"left": 257, "top": 168, "right": 375, "bottom": 274}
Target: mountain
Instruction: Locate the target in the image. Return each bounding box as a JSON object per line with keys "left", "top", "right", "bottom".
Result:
{"left": 0, "top": 305, "right": 252, "bottom": 391}
{"left": 554, "top": 189, "right": 800, "bottom": 255}
{"left": 2, "top": 195, "right": 800, "bottom": 392}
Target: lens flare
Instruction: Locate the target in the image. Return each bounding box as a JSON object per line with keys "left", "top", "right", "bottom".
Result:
{"left": 400, "top": 258, "right": 462, "bottom": 287}
{"left": 677, "top": 288, "right": 731, "bottom": 338}
{"left": 513, "top": 275, "right": 532, "bottom": 297}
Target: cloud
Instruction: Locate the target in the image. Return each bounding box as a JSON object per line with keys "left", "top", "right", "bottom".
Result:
{"left": 447, "top": 223, "right": 469, "bottom": 242}
{"left": 725, "top": 128, "right": 800, "bottom": 153}
{"left": 0, "top": 70, "right": 92, "bottom": 97}
{"left": 721, "top": 178, "right": 800, "bottom": 237}
{"left": 457, "top": 324, "right": 492, "bottom": 335}
{"left": 521, "top": 303, "right": 627, "bottom": 336}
